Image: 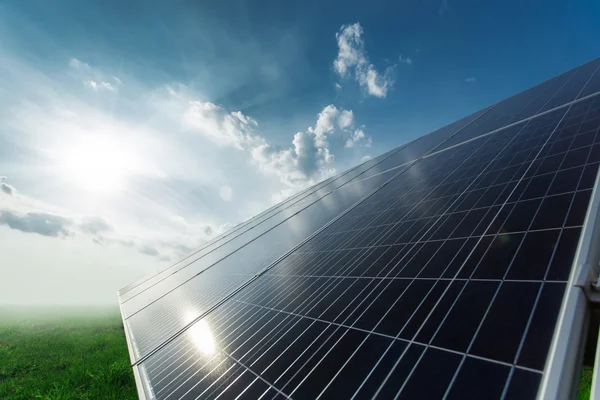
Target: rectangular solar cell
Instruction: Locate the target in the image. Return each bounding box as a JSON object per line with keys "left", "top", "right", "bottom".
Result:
{"left": 119, "top": 58, "right": 600, "bottom": 399}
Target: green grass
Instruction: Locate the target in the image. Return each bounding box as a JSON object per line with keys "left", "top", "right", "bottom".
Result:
{"left": 579, "top": 366, "right": 593, "bottom": 400}
{"left": 0, "top": 305, "right": 595, "bottom": 399}
{"left": 0, "top": 306, "right": 136, "bottom": 400}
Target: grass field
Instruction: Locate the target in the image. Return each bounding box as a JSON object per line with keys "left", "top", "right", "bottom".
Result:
{"left": 0, "top": 305, "right": 594, "bottom": 400}
{"left": 0, "top": 306, "right": 136, "bottom": 400}
{"left": 579, "top": 366, "right": 593, "bottom": 400}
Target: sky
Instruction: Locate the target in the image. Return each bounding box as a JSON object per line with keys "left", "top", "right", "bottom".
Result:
{"left": 1, "top": 0, "right": 599, "bottom": 305}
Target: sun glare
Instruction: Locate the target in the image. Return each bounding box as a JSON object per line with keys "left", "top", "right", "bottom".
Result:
{"left": 188, "top": 319, "right": 217, "bottom": 355}
{"left": 58, "top": 135, "right": 137, "bottom": 195}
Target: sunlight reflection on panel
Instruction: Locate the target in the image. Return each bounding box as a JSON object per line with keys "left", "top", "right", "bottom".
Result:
{"left": 187, "top": 319, "right": 216, "bottom": 355}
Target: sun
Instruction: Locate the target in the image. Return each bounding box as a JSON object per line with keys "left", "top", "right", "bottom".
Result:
{"left": 58, "top": 135, "right": 137, "bottom": 195}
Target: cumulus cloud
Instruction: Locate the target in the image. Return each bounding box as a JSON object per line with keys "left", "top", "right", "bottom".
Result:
{"left": 183, "top": 99, "right": 259, "bottom": 148}
{"left": 335, "top": 82, "right": 342, "bottom": 91}
{"left": 345, "top": 128, "right": 372, "bottom": 148}
{"left": 251, "top": 104, "right": 368, "bottom": 189}
{"left": 168, "top": 87, "right": 370, "bottom": 192}
{"left": 3, "top": 53, "right": 375, "bottom": 271}
{"left": 333, "top": 23, "right": 394, "bottom": 98}
{"left": 251, "top": 132, "right": 324, "bottom": 188}
{"left": 399, "top": 55, "right": 413, "bottom": 66}
{"left": 465, "top": 77, "right": 476, "bottom": 83}
{"left": 361, "top": 155, "right": 372, "bottom": 162}
{"left": 338, "top": 110, "right": 353, "bottom": 129}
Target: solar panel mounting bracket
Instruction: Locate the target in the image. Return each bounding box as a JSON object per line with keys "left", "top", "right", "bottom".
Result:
{"left": 575, "top": 263, "right": 600, "bottom": 305}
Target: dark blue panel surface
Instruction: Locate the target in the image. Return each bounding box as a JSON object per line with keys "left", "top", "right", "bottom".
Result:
{"left": 121, "top": 59, "right": 600, "bottom": 399}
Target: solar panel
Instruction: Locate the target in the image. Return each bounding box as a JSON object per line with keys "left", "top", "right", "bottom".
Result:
{"left": 118, "top": 58, "right": 600, "bottom": 399}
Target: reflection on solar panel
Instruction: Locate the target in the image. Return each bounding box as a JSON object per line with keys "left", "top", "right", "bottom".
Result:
{"left": 118, "top": 58, "right": 600, "bottom": 399}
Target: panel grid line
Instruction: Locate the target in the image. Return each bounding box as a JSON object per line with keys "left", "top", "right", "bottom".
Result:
{"left": 131, "top": 104, "right": 496, "bottom": 366}
{"left": 208, "top": 108, "right": 563, "bottom": 399}
{"left": 439, "top": 71, "right": 599, "bottom": 399}
{"left": 501, "top": 97, "right": 600, "bottom": 398}
{"left": 371, "top": 102, "right": 572, "bottom": 399}
{"left": 122, "top": 59, "right": 600, "bottom": 400}
{"left": 150, "top": 106, "right": 576, "bottom": 396}
{"left": 236, "top": 104, "right": 592, "bottom": 398}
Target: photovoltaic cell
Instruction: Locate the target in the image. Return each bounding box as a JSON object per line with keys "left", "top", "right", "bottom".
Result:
{"left": 119, "top": 58, "right": 600, "bottom": 399}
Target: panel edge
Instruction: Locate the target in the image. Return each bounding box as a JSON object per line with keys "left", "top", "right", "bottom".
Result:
{"left": 538, "top": 158, "right": 600, "bottom": 399}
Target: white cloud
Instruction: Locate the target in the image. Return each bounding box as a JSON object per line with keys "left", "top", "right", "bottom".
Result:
{"left": 99, "top": 80, "right": 115, "bottom": 90}
{"left": 251, "top": 128, "right": 331, "bottom": 188}
{"left": 361, "top": 155, "right": 372, "bottom": 162}
{"left": 335, "top": 82, "right": 342, "bottom": 91}
{"left": 465, "top": 77, "right": 476, "bottom": 83}
{"left": 0, "top": 210, "right": 73, "bottom": 237}
{"left": 0, "top": 179, "right": 214, "bottom": 261}
{"left": 219, "top": 185, "right": 233, "bottom": 201}
{"left": 1, "top": 19, "right": 351, "bottom": 304}
{"left": 345, "top": 128, "right": 372, "bottom": 148}
{"left": 339, "top": 110, "right": 354, "bottom": 129}
{"left": 68, "top": 58, "right": 91, "bottom": 71}
{"left": 399, "top": 55, "right": 413, "bottom": 65}
{"left": 363, "top": 67, "right": 391, "bottom": 98}
{"left": 0, "top": 70, "right": 371, "bottom": 261}
{"left": 1, "top": 176, "right": 15, "bottom": 195}
{"left": 333, "top": 23, "right": 394, "bottom": 98}
{"left": 166, "top": 87, "right": 367, "bottom": 192}
{"left": 84, "top": 79, "right": 117, "bottom": 91}
{"left": 182, "top": 99, "right": 259, "bottom": 149}
{"left": 333, "top": 23, "right": 363, "bottom": 76}
{"left": 251, "top": 104, "right": 364, "bottom": 189}
{"left": 70, "top": 58, "right": 121, "bottom": 92}
{"left": 79, "top": 216, "right": 114, "bottom": 234}
{"left": 84, "top": 80, "right": 98, "bottom": 90}
{"left": 0, "top": 45, "right": 376, "bottom": 304}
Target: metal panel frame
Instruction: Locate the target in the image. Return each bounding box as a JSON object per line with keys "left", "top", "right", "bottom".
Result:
{"left": 119, "top": 296, "right": 151, "bottom": 400}
{"left": 538, "top": 151, "right": 600, "bottom": 399}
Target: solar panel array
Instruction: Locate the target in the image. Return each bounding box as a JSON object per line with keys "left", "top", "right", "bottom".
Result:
{"left": 119, "top": 57, "right": 600, "bottom": 399}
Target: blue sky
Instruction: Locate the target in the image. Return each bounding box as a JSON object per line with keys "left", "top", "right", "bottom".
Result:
{"left": 1, "top": 0, "right": 599, "bottom": 304}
